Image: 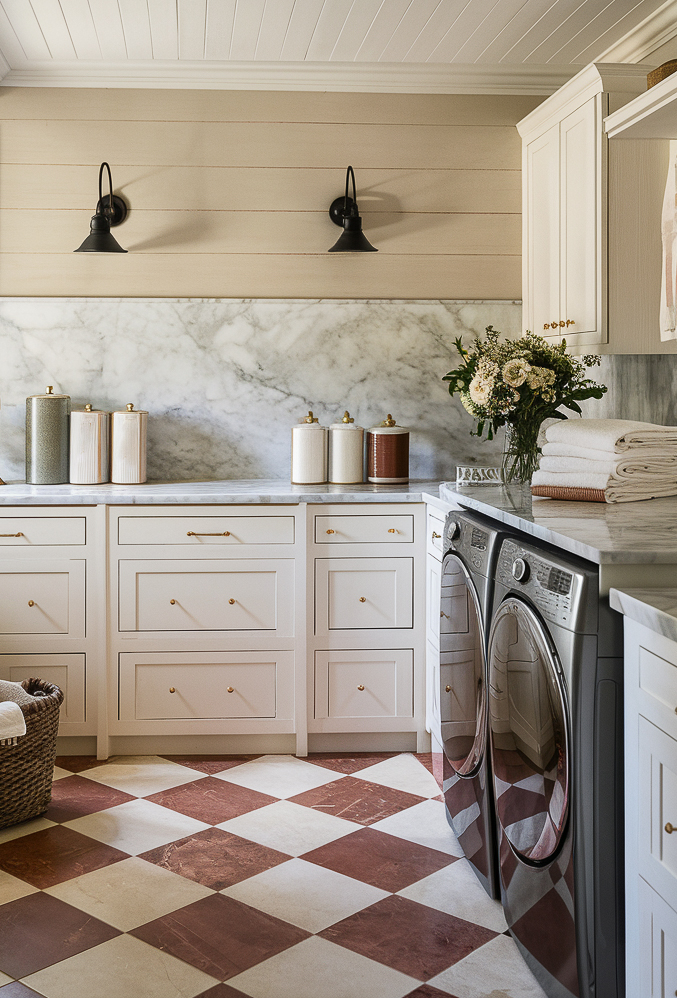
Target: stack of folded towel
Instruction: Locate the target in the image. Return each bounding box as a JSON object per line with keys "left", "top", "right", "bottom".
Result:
{"left": 530, "top": 419, "right": 677, "bottom": 503}
{"left": 0, "top": 700, "right": 26, "bottom": 746}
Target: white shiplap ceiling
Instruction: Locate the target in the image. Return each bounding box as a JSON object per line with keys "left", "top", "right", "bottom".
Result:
{"left": 0, "top": 0, "right": 674, "bottom": 93}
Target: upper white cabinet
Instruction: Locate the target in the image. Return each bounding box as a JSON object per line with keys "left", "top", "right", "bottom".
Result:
{"left": 519, "top": 63, "right": 672, "bottom": 354}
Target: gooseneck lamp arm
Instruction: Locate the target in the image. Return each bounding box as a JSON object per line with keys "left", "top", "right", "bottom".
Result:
{"left": 74, "top": 161, "right": 128, "bottom": 253}
{"left": 328, "top": 165, "right": 377, "bottom": 253}
{"left": 344, "top": 165, "right": 358, "bottom": 217}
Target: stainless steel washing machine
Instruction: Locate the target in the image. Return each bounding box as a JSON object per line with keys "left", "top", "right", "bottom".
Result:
{"left": 439, "top": 509, "right": 510, "bottom": 900}
{"left": 488, "top": 536, "right": 624, "bottom": 998}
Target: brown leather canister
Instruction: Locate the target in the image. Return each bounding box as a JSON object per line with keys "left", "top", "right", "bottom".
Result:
{"left": 367, "top": 415, "right": 409, "bottom": 483}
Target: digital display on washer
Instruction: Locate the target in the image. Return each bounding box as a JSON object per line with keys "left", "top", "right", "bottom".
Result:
{"left": 547, "top": 567, "right": 572, "bottom": 595}
{"left": 470, "top": 528, "right": 487, "bottom": 550}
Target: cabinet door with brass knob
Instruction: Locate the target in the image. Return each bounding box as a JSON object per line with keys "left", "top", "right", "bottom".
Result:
{"left": 639, "top": 715, "right": 677, "bottom": 913}
{"left": 314, "top": 514, "right": 413, "bottom": 545}
{"left": 313, "top": 649, "right": 413, "bottom": 723}
{"left": 315, "top": 558, "right": 413, "bottom": 634}
{"left": 0, "top": 560, "right": 85, "bottom": 638}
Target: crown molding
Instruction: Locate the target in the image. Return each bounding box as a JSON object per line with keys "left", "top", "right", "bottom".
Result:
{"left": 0, "top": 59, "right": 575, "bottom": 95}
{"left": 596, "top": 0, "right": 677, "bottom": 63}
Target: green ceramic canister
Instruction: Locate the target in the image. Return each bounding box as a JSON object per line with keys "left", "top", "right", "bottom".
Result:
{"left": 26, "top": 386, "right": 71, "bottom": 484}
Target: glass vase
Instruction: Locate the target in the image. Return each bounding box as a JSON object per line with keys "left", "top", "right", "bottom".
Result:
{"left": 502, "top": 422, "right": 542, "bottom": 485}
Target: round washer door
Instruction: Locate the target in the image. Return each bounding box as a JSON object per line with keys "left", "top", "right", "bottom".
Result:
{"left": 487, "top": 597, "right": 569, "bottom": 863}
{"left": 439, "top": 552, "right": 487, "bottom": 778}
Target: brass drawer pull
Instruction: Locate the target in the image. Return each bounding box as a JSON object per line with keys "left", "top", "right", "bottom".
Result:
{"left": 326, "top": 529, "right": 335, "bottom": 534}
{"left": 432, "top": 531, "right": 441, "bottom": 539}
{"left": 445, "top": 685, "right": 451, "bottom": 692}
{"left": 229, "top": 598, "right": 236, "bottom": 605}
{"left": 0, "top": 532, "right": 23, "bottom": 538}
{"left": 27, "top": 600, "right": 35, "bottom": 607}
{"left": 357, "top": 685, "right": 365, "bottom": 691}
{"left": 388, "top": 528, "right": 396, "bottom": 533}
{"left": 170, "top": 599, "right": 176, "bottom": 605}
{"left": 169, "top": 687, "right": 176, "bottom": 693}
{"left": 186, "top": 531, "right": 231, "bottom": 537}
{"left": 666, "top": 822, "right": 675, "bottom": 834}
{"left": 359, "top": 597, "right": 366, "bottom": 602}
{"left": 227, "top": 686, "right": 234, "bottom": 693}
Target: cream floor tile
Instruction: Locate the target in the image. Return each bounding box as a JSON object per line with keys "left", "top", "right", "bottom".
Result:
{"left": 78, "top": 755, "right": 207, "bottom": 796}
{"left": 217, "top": 799, "right": 359, "bottom": 856}
{"left": 427, "top": 933, "right": 549, "bottom": 998}
{"left": 398, "top": 857, "right": 508, "bottom": 933}
{"left": 0, "top": 816, "right": 55, "bottom": 845}
{"left": 63, "top": 798, "right": 210, "bottom": 855}
{"left": 221, "top": 857, "right": 388, "bottom": 933}
{"left": 45, "top": 856, "right": 215, "bottom": 930}
{"left": 369, "top": 798, "right": 464, "bottom": 856}
{"left": 0, "top": 971, "right": 13, "bottom": 986}
{"left": 228, "top": 935, "right": 420, "bottom": 998}
{"left": 0, "top": 869, "right": 39, "bottom": 905}
{"left": 53, "top": 766, "right": 72, "bottom": 781}
{"left": 352, "top": 754, "right": 441, "bottom": 798}
{"left": 215, "top": 754, "right": 345, "bottom": 799}
{"left": 22, "top": 933, "right": 219, "bottom": 998}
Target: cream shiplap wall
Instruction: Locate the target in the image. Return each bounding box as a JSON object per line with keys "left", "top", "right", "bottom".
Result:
{"left": 0, "top": 88, "right": 541, "bottom": 298}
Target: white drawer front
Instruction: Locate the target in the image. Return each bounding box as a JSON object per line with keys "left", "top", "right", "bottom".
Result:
{"left": 126, "top": 659, "right": 276, "bottom": 720}
{"left": 0, "top": 561, "right": 85, "bottom": 637}
{"left": 315, "top": 558, "right": 413, "bottom": 632}
{"left": 315, "top": 515, "right": 413, "bottom": 544}
{"left": 119, "top": 559, "right": 293, "bottom": 633}
{"left": 639, "top": 716, "right": 677, "bottom": 913}
{"left": 427, "top": 510, "right": 445, "bottom": 560}
{"left": 640, "top": 644, "right": 677, "bottom": 737}
{"left": 118, "top": 515, "right": 295, "bottom": 546}
{"left": 638, "top": 877, "right": 677, "bottom": 998}
{"left": 0, "top": 517, "right": 86, "bottom": 546}
{"left": 314, "top": 649, "right": 413, "bottom": 719}
{"left": 0, "top": 653, "right": 85, "bottom": 723}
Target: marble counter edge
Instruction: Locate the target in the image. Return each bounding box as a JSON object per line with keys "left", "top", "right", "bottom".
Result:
{"left": 609, "top": 588, "right": 677, "bottom": 643}
{"left": 0, "top": 480, "right": 442, "bottom": 506}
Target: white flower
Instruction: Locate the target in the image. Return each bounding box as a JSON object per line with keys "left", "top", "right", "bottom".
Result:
{"left": 526, "top": 366, "right": 555, "bottom": 390}
{"left": 502, "top": 358, "right": 530, "bottom": 387}
{"left": 468, "top": 374, "right": 493, "bottom": 406}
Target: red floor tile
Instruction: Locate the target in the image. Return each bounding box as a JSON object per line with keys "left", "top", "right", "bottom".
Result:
{"left": 0, "top": 824, "right": 128, "bottom": 889}
{"left": 306, "top": 753, "right": 397, "bottom": 774}
{"left": 289, "top": 775, "right": 425, "bottom": 825}
{"left": 0, "top": 892, "right": 120, "bottom": 978}
{"left": 0, "top": 985, "right": 53, "bottom": 998}
{"left": 145, "top": 777, "right": 276, "bottom": 824}
{"left": 302, "top": 826, "right": 456, "bottom": 891}
{"left": 44, "top": 774, "right": 136, "bottom": 823}
{"left": 139, "top": 826, "right": 290, "bottom": 891}
{"left": 320, "top": 894, "right": 497, "bottom": 980}
{"left": 194, "top": 984, "right": 255, "bottom": 998}
{"left": 130, "top": 893, "right": 309, "bottom": 980}
{"left": 160, "top": 755, "right": 262, "bottom": 775}
{"left": 54, "top": 756, "right": 103, "bottom": 773}
{"left": 403, "top": 986, "right": 460, "bottom": 998}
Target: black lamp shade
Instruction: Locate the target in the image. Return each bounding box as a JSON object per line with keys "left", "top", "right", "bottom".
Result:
{"left": 328, "top": 214, "right": 377, "bottom": 253}
{"left": 74, "top": 212, "right": 127, "bottom": 253}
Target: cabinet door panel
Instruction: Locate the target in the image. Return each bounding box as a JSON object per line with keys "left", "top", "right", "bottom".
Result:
{"left": 315, "top": 558, "right": 413, "bottom": 632}
{"left": 0, "top": 560, "right": 84, "bottom": 637}
{"left": 525, "top": 123, "right": 560, "bottom": 337}
{"left": 314, "top": 649, "right": 413, "bottom": 719}
{"left": 638, "top": 877, "right": 677, "bottom": 998}
{"left": 639, "top": 716, "right": 677, "bottom": 914}
{"left": 315, "top": 515, "right": 413, "bottom": 544}
{"left": 0, "top": 653, "right": 85, "bottom": 723}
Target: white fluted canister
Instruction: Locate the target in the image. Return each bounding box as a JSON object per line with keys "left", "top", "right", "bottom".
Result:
{"left": 70, "top": 404, "right": 110, "bottom": 484}
{"left": 329, "top": 411, "right": 364, "bottom": 484}
{"left": 291, "top": 411, "right": 327, "bottom": 484}
{"left": 111, "top": 403, "right": 147, "bottom": 484}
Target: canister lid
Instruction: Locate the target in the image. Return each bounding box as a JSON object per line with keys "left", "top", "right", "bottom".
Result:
{"left": 28, "top": 385, "right": 70, "bottom": 400}
{"left": 113, "top": 402, "right": 148, "bottom": 414}
{"left": 368, "top": 414, "right": 409, "bottom": 434}
{"left": 295, "top": 410, "right": 324, "bottom": 428}
{"left": 331, "top": 410, "right": 362, "bottom": 430}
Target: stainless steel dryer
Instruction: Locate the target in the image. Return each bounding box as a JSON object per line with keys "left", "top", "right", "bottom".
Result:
{"left": 488, "top": 536, "right": 624, "bottom": 998}
{"left": 439, "top": 509, "right": 510, "bottom": 900}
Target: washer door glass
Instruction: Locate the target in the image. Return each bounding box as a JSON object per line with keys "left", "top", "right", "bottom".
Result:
{"left": 488, "top": 597, "right": 569, "bottom": 863}
{"left": 440, "top": 553, "right": 486, "bottom": 778}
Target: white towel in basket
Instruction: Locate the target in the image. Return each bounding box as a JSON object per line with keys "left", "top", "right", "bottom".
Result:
{"left": 0, "top": 701, "right": 26, "bottom": 746}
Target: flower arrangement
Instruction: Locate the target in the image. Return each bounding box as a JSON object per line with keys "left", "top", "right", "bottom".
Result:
{"left": 443, "top": 327, "right": 607, "bottom": 482}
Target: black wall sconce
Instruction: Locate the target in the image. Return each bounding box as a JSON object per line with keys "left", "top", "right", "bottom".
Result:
{"left": 328, "top": 165, "right": 377, "bottom": 253}
{"left": 74, "top": 162, "right": 128, "bottom": 253}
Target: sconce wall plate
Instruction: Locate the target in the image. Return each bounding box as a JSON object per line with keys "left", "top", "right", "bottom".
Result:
{"left": 95, "top": 193, "right": 128, "bottom": 227}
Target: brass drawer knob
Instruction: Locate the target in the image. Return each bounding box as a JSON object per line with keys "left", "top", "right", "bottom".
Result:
{"left": 388, "top": 528, "right": 396, "bottom": 533}
{"left": 187, "top": 531, "right": 231, "bottom": 537}
{"left": 170, "top": 599, "right": 176, "bottom": 605}
{"left": 666, "top": 822, "right": 675, "bottom": 834}
{"left": 0, "top": 532, "right": 23, "bottom": 538}
{"left": 227, "top": 686, "right": 234, "bottom": 693}
{"left": 27, "top": 600, "right": 35, "bottom": 607}
{"left": 432, "top": 531, "right": 441, "bottom": 539}
{"left": 229, "top": 598, "right": 236, "bottom": 605}
{"left": 359, "top": 597, "right": 366, "bottom": 602}
{"left": 566, "top": 319, "right": 575, "bottom": 326}
{"left": 357, "top": 685, "right": 365, "bottom": 691}
{"left": 543, "top": 323, "right": 549, "bottom": 330}
{"left": 551, "top": 320, "right": 559, "bottom": 327}
{"left": 445, "top": 685, "right": 451, "bottom": 692}
{"left": 169, "top": 687, "right": 176, "bottom": 693}
{"left": 326, "top": 529, "right": 335, "bottom": 534}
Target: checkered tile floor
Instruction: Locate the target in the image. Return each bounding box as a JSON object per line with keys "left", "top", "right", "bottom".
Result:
{"left": 0, "top": 752, "right": 547, "bottom": 998}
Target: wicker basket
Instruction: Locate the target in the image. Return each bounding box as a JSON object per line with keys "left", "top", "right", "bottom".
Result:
{"left": 0, "top": 678, "right": 64, "bottom": 829}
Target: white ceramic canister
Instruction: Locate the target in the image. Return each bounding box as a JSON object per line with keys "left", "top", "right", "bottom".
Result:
{"left": 329, "top": 411, "right": 364, "bottom": 484}
{"left": 367, "top": 414, "right": 410, "bottom": 484}
{"left": 70, "top": 404, "right": 110, "bottom": 484}
{"left": 25, "top": 386, "right": 71, "bottom": 484}
{"left": 111, "top": 403, "right": 147, "bottom": 484}
{"left": 291, "top": 411, "right": 327, "bottom": 484}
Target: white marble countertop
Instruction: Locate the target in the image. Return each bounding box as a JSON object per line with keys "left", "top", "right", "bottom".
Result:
{"left": 0, "top": 479, "right": 442, "bottom": 506}
{"left": 609, "top": 588, "right": 677, "bottom": 643}
{"left": 440, "top": 482, "right": 677, "bottom": 565}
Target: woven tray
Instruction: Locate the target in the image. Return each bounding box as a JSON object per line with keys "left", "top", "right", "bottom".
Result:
{"left": 0, "top": 678, "right": 64, "bottom": 829}
{"left": 531, "top": 485, "right": 607, "bottom": 503}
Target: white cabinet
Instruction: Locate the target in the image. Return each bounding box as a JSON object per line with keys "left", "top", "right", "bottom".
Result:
{"left": 638, "top": 878, "right": 677, "bottom": 998}
{"left": 519, "top": 63, "right": 669, "bottom": 354}
{"left": 425, "top": 506, "right": 445, "bottom": 759}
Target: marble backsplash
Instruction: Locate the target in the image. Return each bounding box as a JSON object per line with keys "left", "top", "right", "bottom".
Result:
{"left": 0, "top": 298, "right": 674, "bottom": 484}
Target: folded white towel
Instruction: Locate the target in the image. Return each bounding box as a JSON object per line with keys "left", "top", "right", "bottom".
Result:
{"left": 538, "top": 454, "right": 677, "bottom": 479}
{"left": 531, "top": 469, "right": 677, "bottom": 503}
{"left": 541, "top": 441, "right": 677, "bottom": 464}
{"left": 545, "top": 418, "right": 677, "bottom": 452}
{"left": 0, "top": 700, "right": 26, "bottom": 746}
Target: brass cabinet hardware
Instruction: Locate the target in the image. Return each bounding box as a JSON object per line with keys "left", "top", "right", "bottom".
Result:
{"left": 432, "top": 531, "right": 441, "bottom": 539}
{"left": 228, "top": 598, "right": 236, "bottom": 605}
{"left": 357, "top": 685, "right": 365, "bottom": 691}
{"left": 169, "top": 687, "right": 176, "bottom": 693}
{"left": 27, "top": 600, "right": 35, "bottom": 607}
{"left": 326, "top": 529, "right": 335, "bottom": 534}
{"left": 186, "top": 531, "right": 231, "bottom": 537}
{"left": 227, "top": 686, "right": 234, "bottom": 693}
{"left": 359, "top": 596, "right": 366, "bottom": 602}
{"left": 388, "top": 528, "right": 396, "bottom": 533}
{"left": 445, "top": 685, "right": 451, "bottom": 692}
{"left": 0, "top": 532, "right": 23, "bottom": 538}
{"left": 543, "top": 323, "right": 549, "bottom": 329}
{"left": 566, "top": 319, "right": 575, "bottom": 326}
{"left": 666, "top": 822, "right": 675, "bottom": 834}
{"left": 169, "top": 599, "right": 176, "bottom": 605}
{"left": 558, "top": 320, "right": 566, "bottom": 327}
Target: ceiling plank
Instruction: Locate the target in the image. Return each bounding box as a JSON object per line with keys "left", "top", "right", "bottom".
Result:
{"left": 331, "top": 0, "right": 383, "bottom": 61}
{"left": 29, "top": 0, "right": 76, "bottom": 59}
{"left": 59, "top": 0, "right": 101, "bottom": 58}
{"left": 524, "top": 0, "right": 625, "bottom": 62}
{"left": 354, "top": 0, "right": 411, "bottom": 62}
{"left": 428, "top": 0, "right": 503, "bottom": 62}
{"left": 475, "top": 0, "right": 559, "bottom": 63}
{"left": 255, "top": 0, "right": 295, "bottom": 61}
{"left": 1, "top": 0, "right": 50, "bottom": 59}
{"left": 178, "top": 0, "right": 206, "bottom": 59}
{"left": 404, "top": 0, "right": 469, "bottom": 62}
{"left": 118, "top": 0, "right": 153, "bottom": 59}
{"left": 453, "top": 0, "right": 530, "bottom": 62}
{"left": 230, "top": 0, "right": 265, "bottom": 60}
{"left": 560, "top": 0, "right": 663, "bottom": 63}
{"left": 305, "top": 0, "right": 353, "bottom": 61}
{"left": 280, "top": 0, "right": 324, "bottom": 60}
{"left": 379, "top": 0, "right": 442, "bottom": 61}
{"left": 148, "top": 0, "right": 178, "bottom": 60}
{"left": 204, "top": 0, "right": 235, "bottom": 60}
{"left": 500, "top": 0, "right": 603, "bottom": 63}
{"left": 0, "top": 3, "right": 26, "bottom": 65}
{"left": 88, "top": 0, "right": 127, "bottom": 60}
